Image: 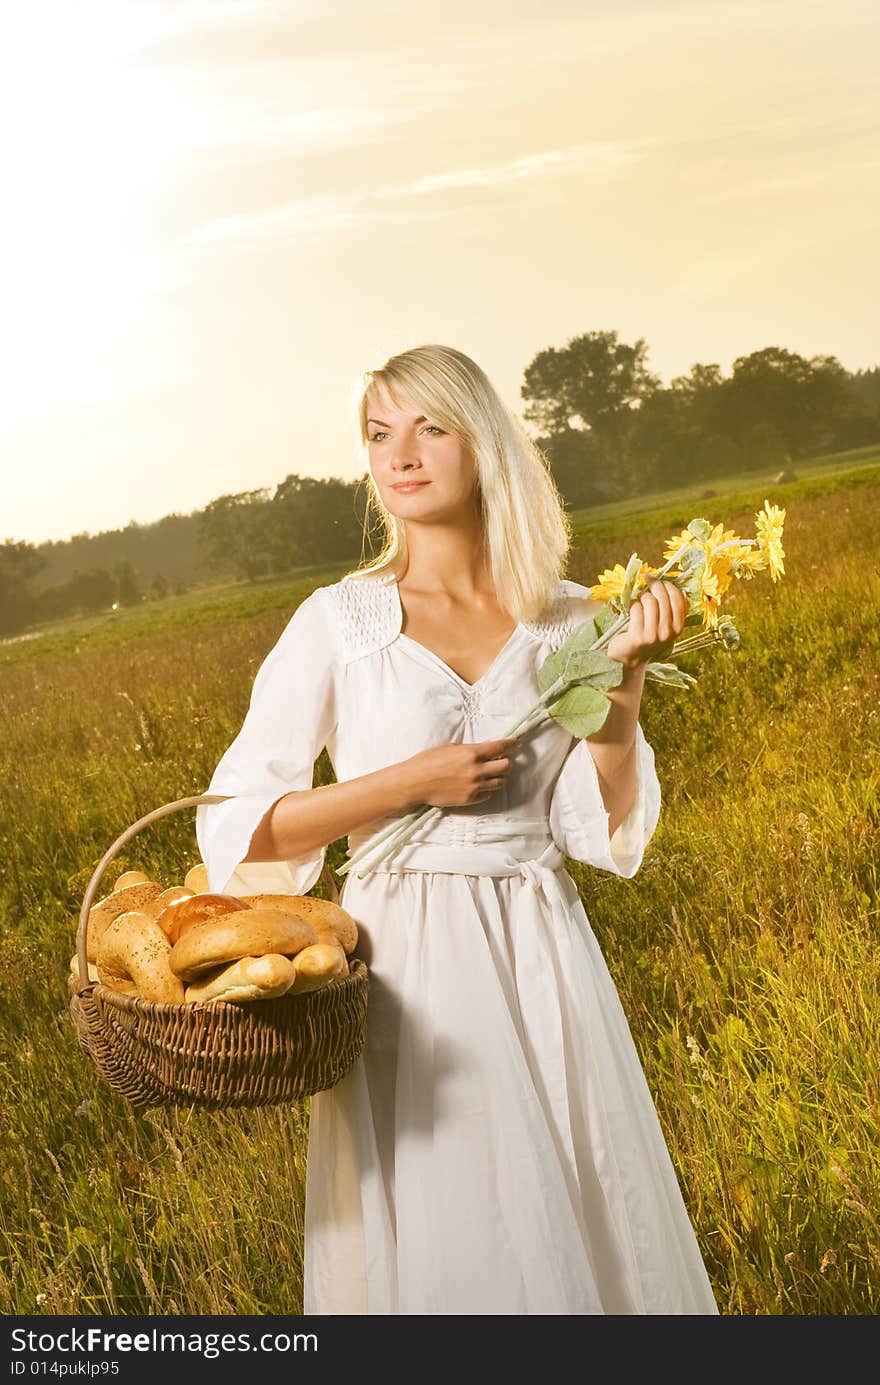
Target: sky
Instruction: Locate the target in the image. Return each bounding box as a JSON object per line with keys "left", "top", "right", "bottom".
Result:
{"left": 1, "top": 0, "right": 877, "bottom": 545}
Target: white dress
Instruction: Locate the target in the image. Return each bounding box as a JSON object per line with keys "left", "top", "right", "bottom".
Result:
{"left": 195, "top": 572, "right": 720, "bottom": 1316}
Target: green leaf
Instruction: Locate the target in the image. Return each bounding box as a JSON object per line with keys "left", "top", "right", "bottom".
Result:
{"left": 644, "top": 661, "right": 698, "bottom": 688}
{"left": 535, "top": 622, "right": 594, "bottom": 693}
{"left": 687, "top": 518, "right": 713, "bottom": 542}
{"left": 537, "top": 633, "right": 622, "bottom": 696}
{"left": 547, "top": 684, "right": 611, "bottom": 738}
{"left": 620, "top": 552, "right": 644, "bottom": 606}
{"left": 592, "top": 605, "right": 617, "bottom": 636}
{"left": 678, "top": 546, "right": 706, "bottom": 573}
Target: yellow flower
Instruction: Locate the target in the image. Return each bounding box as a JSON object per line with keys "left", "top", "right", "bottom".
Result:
{"left": 590, "top": 563, "right": 628, "bottom": 600}
{"left": 734, "top": 545, "right": 766, "bottom": 575}
{"left": 699, "top": 563, "right": 722, "bottom": 628}
{"left": 590, "top": 560, "right": 656, "bottom": 601}
{"left": 662, "top": 529, "right": 693, "bottom": 563}
{"left": 755, "top": 499, "right": 786, "bottom": 582}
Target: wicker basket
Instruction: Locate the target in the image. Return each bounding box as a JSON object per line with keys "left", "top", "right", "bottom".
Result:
{"left": 69, "top": 793, "right": 368, "bottom": 1110}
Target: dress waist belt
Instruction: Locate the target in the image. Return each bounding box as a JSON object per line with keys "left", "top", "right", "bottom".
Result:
{"left": 345, "top": 817, "right": 567, "bottom": 900}
{"left": 343, "top": 819, "right": 576, "bottom": 962}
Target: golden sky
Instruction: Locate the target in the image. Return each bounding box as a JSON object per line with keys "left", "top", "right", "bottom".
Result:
{"left": 2, "top": 0, "right": 877, "bottom": 544}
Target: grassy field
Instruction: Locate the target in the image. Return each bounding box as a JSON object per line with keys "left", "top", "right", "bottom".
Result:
{"left": 1, "top": 460, "right": 878, "bottom": 1314}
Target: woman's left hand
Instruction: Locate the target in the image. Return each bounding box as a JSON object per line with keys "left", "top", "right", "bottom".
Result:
{"left": 604, "top": 578, "right": 690, "bottom": 671}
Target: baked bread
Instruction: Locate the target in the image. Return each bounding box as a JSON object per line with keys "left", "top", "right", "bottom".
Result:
{"left": 289, "top": 941, "right": 349, "bottom": 994}
{"left": 113, "top": 870, "right": 152, "bottom": 891}
{"left": 156, "top": 892, "right": 247, "bottom": 945}
{"left": 184, "top": 953, "right": 297, "bottom": 1004}
{"left": 169, "top": 908, "right": 318, "bottom": 982}
{"left": 67, "top": 953, "right": 100, "bottom": 996}
{"left": 96, "top": 910, "right": 186, "bottom": 1004}
{"left": 242, "top": 893, "right": 358, "bottom": 955}
{"left": 86, "top": 880, "right": 164, "bottom": 963}
{"left": 145, "top": 886, "right": 194, "bottom": 929}
{"left": 184, "top": 863, "right": 210, "bottom": 894}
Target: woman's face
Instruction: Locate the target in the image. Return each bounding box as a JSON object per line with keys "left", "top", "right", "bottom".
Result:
{"left": 366, "top": 389, "right": 478, "bottom": 522}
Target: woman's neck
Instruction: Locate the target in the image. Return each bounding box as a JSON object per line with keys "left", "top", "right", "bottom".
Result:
{"left": 400, "top": 514, "right": 490, "bottom": 597}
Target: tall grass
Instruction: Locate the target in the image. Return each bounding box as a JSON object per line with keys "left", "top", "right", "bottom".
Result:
{"left": 1, "top": 467, "right": 877, "bottom": 1314}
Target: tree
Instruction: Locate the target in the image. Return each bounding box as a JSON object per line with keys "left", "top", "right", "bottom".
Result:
{"left": 197, "top": 489, "right": 274, "bottom": 581}
{"left": 521, "top": 330, "right": 662, "bottom": 492}
{"left": 64, "top": 567, "right": 117, "bottom": 617}
{"left": 721, "top": 348, "right": 858, "bottom": 457}
{"left": 112, "top": 559, "right": 141, "bottom": 606}
{"left": 271, "top": 475, "right": 363, "bottom": 567}
{"left": 534, "top": 428, "right": 613, "bottom": 509}
{"left": 0, "top": 540, "right": 46, "bottom": 636}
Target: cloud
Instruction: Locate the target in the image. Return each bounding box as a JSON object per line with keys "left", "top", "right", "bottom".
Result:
{"left": 184, "top": 139, "right": 648, "bottom": 243}
{"left": 372, "top": 142, "right": 645, "bottom": 198}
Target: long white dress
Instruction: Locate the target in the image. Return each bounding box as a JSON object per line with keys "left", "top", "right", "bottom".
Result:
{"left": 195, "top": 571, "right": 720, "bottom": 1316}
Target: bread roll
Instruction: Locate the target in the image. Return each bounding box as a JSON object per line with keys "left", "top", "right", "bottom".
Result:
{"left": 113, "top": 870, "right": 152, "bottom": 891}
{"left": 242, "top": 893, "right": 358, "bottom": 955}
{"left": 145, "top": 886, "right": 194, "bottom": 929}
{"left": 96, "top": 910, "right": 185, "bottom": 1005}
{"left": 289, "top": 941, "right": 349, "bottom": 994}
{"left": 86, "top": 881, "right": 165, "bottom": 962}
{"left": 67, "top": 953, "right": 100, "bottom": 996}
{"left": 156, "top": 892, "right": 247, "bottom": 945}
{"left": 184, "top": 953, "right": 297, "bottom": 1004}
{"left": 184, "top": 862, "right": 210, "bottom": 894}
{"left": 169, "top": 908, "right": 318, "bottom": 982}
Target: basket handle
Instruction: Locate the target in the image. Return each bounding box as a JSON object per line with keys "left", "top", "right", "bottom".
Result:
{"left": 75, "top": 793, "right": 341, "bottom": 989}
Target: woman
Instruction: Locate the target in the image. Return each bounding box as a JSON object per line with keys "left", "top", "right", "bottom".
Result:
{"left": 196, "top": 344, "right": 720, "bottom": 1315}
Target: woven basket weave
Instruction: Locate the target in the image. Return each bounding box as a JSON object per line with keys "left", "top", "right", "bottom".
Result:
{"left": 69, "top": 793, "right": 368, "bottom": 1110}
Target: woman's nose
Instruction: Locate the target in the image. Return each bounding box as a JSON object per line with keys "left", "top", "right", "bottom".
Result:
{"left": 391, "top": 444, "right": 422, "bottom": 470}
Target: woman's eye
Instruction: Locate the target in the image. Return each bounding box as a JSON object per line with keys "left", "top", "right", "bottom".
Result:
{"left": 369, "top": 426, "right": 443, "bottom": 442}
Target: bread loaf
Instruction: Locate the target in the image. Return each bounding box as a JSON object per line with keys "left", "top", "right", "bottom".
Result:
{"left": 184, "top": 953, "right": 297, "bottom": 1004}
{"left": 86, "top": 881, "right": 164, "bottom": 962}
{"left": 184, "top": 863, "right": 210, "bottom": 894}
{"left": 67, "top": 952, "right": 100, "bottom": 996}
{"left": 156, "top": 892, "right": 247, "bottom": 945}
{"left": 242, "top": 893, "right": 358, "bottom": 954}
{"left": 113, "top": 870, "right": 152, "bottom": 891}
{"left": 289, "top": 941, "right": 349, "bottom": 994}
{"left": 169, "top": 908, "right": 318, "bottom": 982}
{"left": 145, "top": 886, "right": 195, "bottom": 930}
{"left": 96, "top": 910, "right": 186, "bottom": 1004}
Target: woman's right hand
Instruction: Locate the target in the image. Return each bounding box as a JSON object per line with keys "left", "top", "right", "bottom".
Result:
{"left": 402, "top": 737, "right": 521, "bottom": 808}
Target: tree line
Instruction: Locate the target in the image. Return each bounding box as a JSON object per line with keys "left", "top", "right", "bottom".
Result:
{"left": 2, "top": 336, "right": 878, "bottom": 638}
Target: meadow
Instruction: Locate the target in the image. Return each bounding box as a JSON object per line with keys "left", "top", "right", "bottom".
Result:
{"left": 1, "top": 458, "right": 878, "bottom": 1315}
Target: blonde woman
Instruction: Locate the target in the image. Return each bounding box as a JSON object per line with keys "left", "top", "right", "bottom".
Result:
{"left": 196, "top": 344, "right": 720, "bottom": 1315}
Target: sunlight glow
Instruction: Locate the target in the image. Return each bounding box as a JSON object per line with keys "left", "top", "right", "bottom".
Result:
{"left": 0, "top": 4, "right": 189, "bottom": 426}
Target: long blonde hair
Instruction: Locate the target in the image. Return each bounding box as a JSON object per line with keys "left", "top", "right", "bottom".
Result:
{"left": 342, "top": 344, "right": 571, "bottom": 622}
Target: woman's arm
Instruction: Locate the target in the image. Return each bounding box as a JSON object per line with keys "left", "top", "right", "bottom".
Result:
{"left": 244, "top": 760, "right": 422, "bottom": 865}
{"left": 570, "top": 577, "right": 687, "bottom": 838}
{"left": 583, "top": 662, "right": 647, "bottom": 839}
{"left": 245, "top": 730, "right": 521, "bottom": 864}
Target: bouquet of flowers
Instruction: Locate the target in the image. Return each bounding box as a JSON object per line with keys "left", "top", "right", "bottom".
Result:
{"left": 337, "top": 499, "right": 786, "bottom": 879}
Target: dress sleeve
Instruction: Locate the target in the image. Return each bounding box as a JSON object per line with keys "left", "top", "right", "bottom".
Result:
{"left": 549, "top": 720, "right": 662, "bottom": 879}
{"left": 194, "top": 586, "right": 338, "bottom": 898}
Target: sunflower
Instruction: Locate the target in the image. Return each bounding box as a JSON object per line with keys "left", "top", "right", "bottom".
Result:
{"left": 590, "top": 560, "right": 657, "bottom": 602}
{"left": 755, "top": 500, "right": 786, "bottom": 582}
{"left": 662, "top": 528, "right": 694, "bottom": 564}
{"left": 699, "top": 563, "right": 723, "bottom": 629}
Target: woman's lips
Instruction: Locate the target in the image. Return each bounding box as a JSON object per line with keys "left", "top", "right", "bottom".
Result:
{"left": 391, "top": 481, "right": 430, "bottom": 493}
